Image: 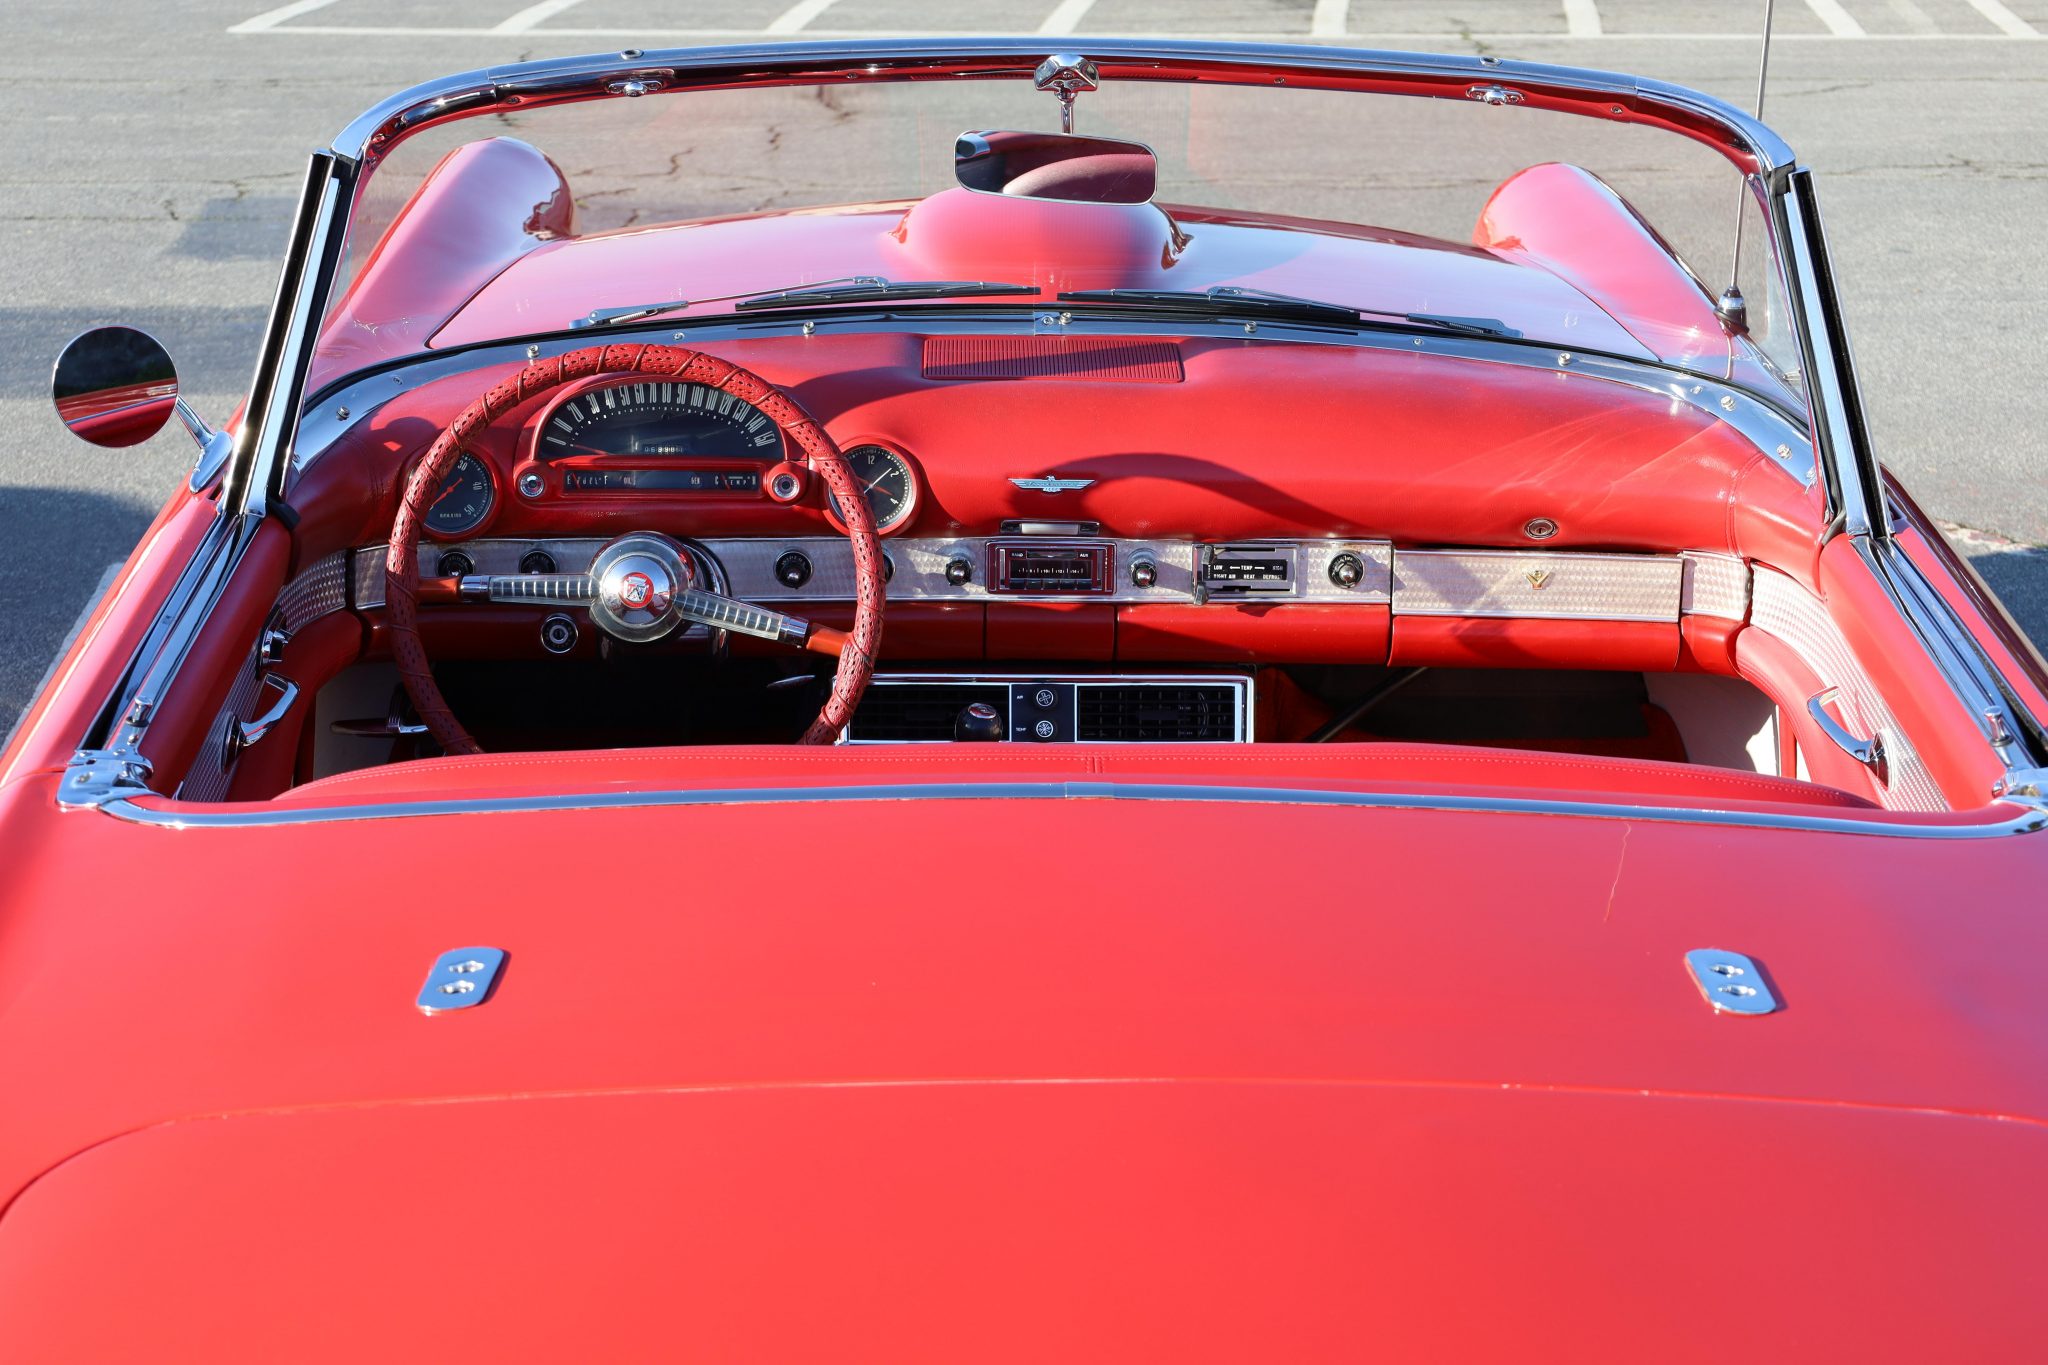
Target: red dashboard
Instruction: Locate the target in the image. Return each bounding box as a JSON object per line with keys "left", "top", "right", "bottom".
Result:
{"left": 289, "top": 329, "right": 1822, "bottom": 572}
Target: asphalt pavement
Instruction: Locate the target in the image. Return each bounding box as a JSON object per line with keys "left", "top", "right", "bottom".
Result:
{"left": 3, "top": 0, "right": 2046, "bottom": 723}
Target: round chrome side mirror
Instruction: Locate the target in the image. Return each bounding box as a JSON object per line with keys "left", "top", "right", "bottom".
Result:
{"left": 52, "top": 326, "right": 180, "bottom": 448}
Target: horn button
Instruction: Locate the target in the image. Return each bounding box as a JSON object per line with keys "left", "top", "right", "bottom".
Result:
{"left": 590, "top": 533, "right": 695, "bottom": 642}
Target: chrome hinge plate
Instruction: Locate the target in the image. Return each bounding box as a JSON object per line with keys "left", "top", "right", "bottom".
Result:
{"left": 417, "top": 946, "right": 508, "bottom": 1014}
{"left": 1685, "top": 948, "right": 1780, "bottom": 1016}
{"left": 58, "top": 748, "right": 156, "bottom": 810}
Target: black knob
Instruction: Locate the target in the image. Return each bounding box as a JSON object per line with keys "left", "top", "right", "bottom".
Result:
{"left": 519, "top": 548, "right": 557, "bottom": 575}
{"left": 945, "top": 557, "right": 974, "bottom": 586}
{"left": 775, "top": 551, "right": 812, "bottom": 589}
{"left": 954, "top": 701, "right": 1004, "bottom": 742}
{"left": 435, "top": 550, "right": 474, "bottom": 578}
{"left": 1328, "top": 552, "right": 1365, "bottom": 589}
{"left": 1033, "top": 687, "right": 1057, "bottom": 709}
{"left": 882, "top": 553, "right": 896, "bottom": 583}
{"left": 1130, "top": 558, "right": 1158, "bottom": 588}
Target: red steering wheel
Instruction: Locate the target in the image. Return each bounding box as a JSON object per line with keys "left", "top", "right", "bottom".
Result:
{"left": 385, "top": 343, "right": 885, "bottom": 755}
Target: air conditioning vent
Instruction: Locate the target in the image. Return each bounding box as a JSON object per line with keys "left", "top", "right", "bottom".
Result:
{"left": 1076, "top": 684, "right": 1242, "bottom": 742}
{"left": 846, "top": 683, "right": 1007, "bottom": 741}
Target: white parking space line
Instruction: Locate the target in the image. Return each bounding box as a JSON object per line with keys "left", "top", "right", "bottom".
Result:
{"left": 493, "top": 0, "right": 589, "bottom": 34}
{"left": 1886, "top": 0, "right": 1939, "bottom": 34}
{"left": 1802, "top": 0, "right": 1868, "bottom": 35}
{"left": 766, "top": 0, "right": 847, "bottom": 34}
{"left": 1562, "top": 0, "right": 1603, "bottom": 37}
{"left": 1037, "top": 0, "right": 1099, "bottom": 36}
{"left": 1309, "top": 0, "right": 1349, "bottom": 37}
{"left": 226, "top": 0, "right": 344, "bottom": 32}
{"left": 1962, "top": 0, "right": 2041, "bottom": 36}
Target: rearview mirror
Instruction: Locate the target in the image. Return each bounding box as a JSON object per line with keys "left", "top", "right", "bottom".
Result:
{"left": 52, "top": 325, "right": 180, "bottom": 448}
{"left": 955, "top": 130, "right": 1157, "bottom": 205}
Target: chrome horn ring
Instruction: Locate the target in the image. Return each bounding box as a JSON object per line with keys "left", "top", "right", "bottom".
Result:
{"left": 588, "top": 533, "right": 696, "bottom": 643}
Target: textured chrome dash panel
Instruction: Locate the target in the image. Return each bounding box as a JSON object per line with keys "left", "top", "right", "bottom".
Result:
{"left": 1680, "top": 552, "right": 1750, "bottom": 622}
{"left": 1392, "top": 550, "right": 1683, "bottom": 622}
{"left": 276, "top": 553, "right": 351, "bottom": 629}
{"left": 353, "top": 539, "right": 607, "bottom": 609}
{"left": 1750, "top": 567, "right": 1945, "bottom": 812}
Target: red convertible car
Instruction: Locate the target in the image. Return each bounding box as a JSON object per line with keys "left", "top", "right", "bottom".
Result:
{"left": 5, "top": 38, "right": 2047, "bottom": 1360}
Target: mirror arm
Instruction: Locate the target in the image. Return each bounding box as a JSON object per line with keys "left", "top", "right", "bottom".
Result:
{"left": 172, "top": 397, "right": 214, "bottom": 449}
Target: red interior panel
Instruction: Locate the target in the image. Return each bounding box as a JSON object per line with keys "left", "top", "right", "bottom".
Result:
{"left": 1391, "top": 616, "right": 1679, "bottom": 672}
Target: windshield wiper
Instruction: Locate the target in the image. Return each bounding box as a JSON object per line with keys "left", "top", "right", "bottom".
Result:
{"left": 574, "top": 277, "right": 1036, "bottom": 329}
{"left": 733, "top": 278, "right": 1036, "bottom": 311}
{"left": 1055, "top": 285, "right": 1522, "bottom": 339}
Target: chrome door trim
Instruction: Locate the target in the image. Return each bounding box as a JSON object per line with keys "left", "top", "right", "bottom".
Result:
{"left": 96, "top": 778, "right": 2048, "bottom": 839}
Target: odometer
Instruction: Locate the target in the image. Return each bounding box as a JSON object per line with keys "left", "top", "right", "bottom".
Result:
{"left": 422, "top": 451, "right": 495, "bottom": 538}
{"left": 828, "top": 444, "right": 918, "bottom": 533}
{"left": 538, "top": 380, "right": 783, "bottom": 458}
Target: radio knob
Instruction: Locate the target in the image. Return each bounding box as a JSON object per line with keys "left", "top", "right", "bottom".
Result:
{"left": 945, "top": 556, "right": 974, "bottom": 587}
{"left": 1130, "top": 558, "right": 1158, "bottom": 588}
{"left": 435, "top": 550, "right": 474, "bottom": 579}
{"left": 774, "top": 551, "right": 812, "bottom": 589}
{"left": 1328, "top": 552, "right": 1366, "bottom": 589}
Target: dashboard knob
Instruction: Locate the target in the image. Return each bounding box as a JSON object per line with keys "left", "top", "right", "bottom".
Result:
{"left": 516, "top": 471, "right": 544, "bottom": 499}
{"left": 954, "top": 702, "right": 1004, "bottom": 742}
{"left": 1328, "top": 552, "right": 1366, "bottom": 589}
{"left": 1130, "top": 558, "right": 1158, "bottom": 588}
{"left": 774, "top": 551, "right": 812, "bottom": 589}
{"left": 882, "top": 554, "right": 895, "bottom": 583}
{"left": 435, "top": 550, "right": 474, "bottom": 579}
{"left": 519, "top": 548, "right": 557, "bottom": 575}
{"left": 945, "top": 556, "right": 974, "bottom": 586}
{"left": 539, "top": 614, "right": 579, "bottom": 655}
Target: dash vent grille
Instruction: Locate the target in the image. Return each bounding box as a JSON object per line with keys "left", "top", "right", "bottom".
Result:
{"left": 846, "top": 683, "right": 1007, "bottom": 742}
{"left": 922, "top": 337, "right": 1184, "bottom": 383}
{"left": 1076, "top": 684, "right": 1240, "bottom": 742}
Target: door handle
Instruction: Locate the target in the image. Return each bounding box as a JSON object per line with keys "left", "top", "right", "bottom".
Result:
{"left": 1806, "top": 687, "right": 1887, "bottom": 786}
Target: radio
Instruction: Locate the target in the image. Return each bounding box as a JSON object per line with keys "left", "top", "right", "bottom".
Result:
{"left": 987, "top": 540, "right": 1113, "bottom": 595}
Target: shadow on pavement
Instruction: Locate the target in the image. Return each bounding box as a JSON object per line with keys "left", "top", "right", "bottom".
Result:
{"left": 0, "top": 485, "right": 165, "bottom": 732}
{"left": 1959, "top": 547, "right": 2048, "bottom": 659}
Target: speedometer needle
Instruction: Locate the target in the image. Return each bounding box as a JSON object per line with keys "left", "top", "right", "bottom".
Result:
{"left": 430, "top": 479, "right": 467, "bottom": 511}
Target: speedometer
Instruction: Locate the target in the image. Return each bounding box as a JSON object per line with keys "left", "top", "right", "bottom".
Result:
{"left": 537, "top": 380, "right": 783, "bottom": 459}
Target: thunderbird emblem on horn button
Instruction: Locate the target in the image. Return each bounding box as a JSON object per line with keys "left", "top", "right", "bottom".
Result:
{"left": 1010, "top": 475, "right": 1096, "bottom": 494}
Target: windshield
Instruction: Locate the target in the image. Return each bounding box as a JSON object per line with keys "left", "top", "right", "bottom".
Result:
{"left": 312, "top": 62, "right": 1803, "bottom": 411}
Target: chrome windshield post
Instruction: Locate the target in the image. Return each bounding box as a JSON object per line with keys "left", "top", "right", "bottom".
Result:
{"left": 1772, "top": 169, "right": 1886, "bottom": 543}
{"left": 222, "top": 149, "right": 353, "bottom": 521}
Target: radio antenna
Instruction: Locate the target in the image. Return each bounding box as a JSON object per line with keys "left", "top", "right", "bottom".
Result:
{"left": 1717, "top": 0, "right": 1778, "bottom": 334}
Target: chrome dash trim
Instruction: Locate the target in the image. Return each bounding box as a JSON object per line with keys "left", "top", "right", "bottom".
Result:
{"left": 1680, "top": 551, "right": 1750, "bottom": 622}
{"left": 96, "top": 780, "right": 2048, "bottom": 840}
{"left": 1391, "top": 550, "right": 1684, "bottom": 623}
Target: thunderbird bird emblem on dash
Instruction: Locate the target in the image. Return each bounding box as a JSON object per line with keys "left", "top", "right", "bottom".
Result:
{"left": 1525, "top": 568, "right": 1552, "bottom": 591}
{"left": 1010, "top": 475, "right": 1096, "bottom": 494}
